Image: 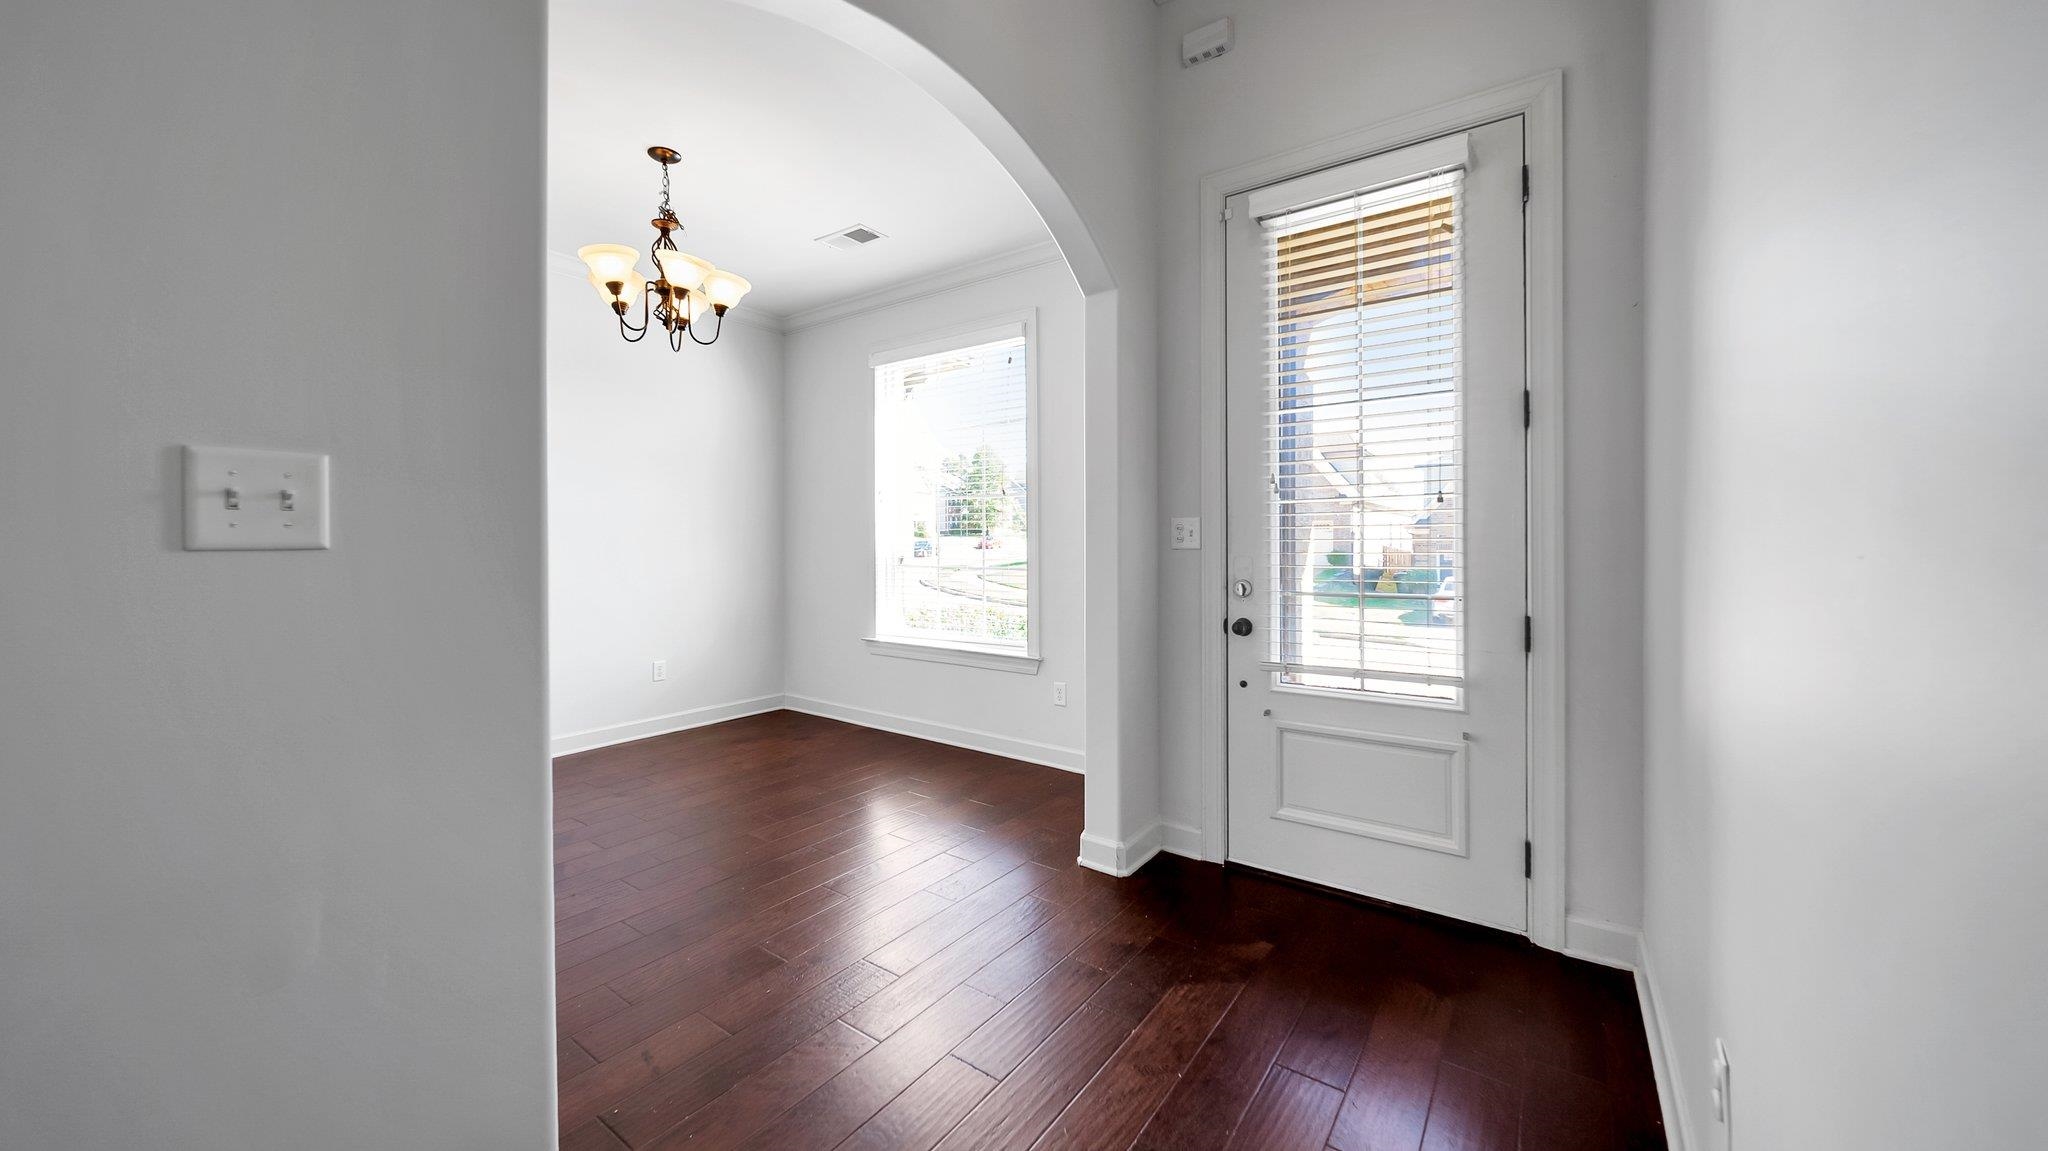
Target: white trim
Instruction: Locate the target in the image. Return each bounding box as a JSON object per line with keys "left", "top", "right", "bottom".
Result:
{"left": 1195, "top": 71, "right": 1569, "bottom": 952}
{"left": 869, "top": 319, "right": 1028, "bottom": 369}
{"left": 549, "top": 693, "right": 787, "bottom": 757}
{"left": 868, "top": 307, "right": 1042, "bottom": 662}
{"left": 1245, "top": 132, "right": 1470, "bottom": 221}
{"left": 862, "top": 636, "right": 1041, "bottom": 674}
{"left": 785, "top": 241, "right": 1067, "bottom": 332}
{"left": 544, "top": 248, "right": 788, "bottom": 333}
{"left": 1159, "top": 820, "right": 1204, "bottom": 860}
{"left": 1552, "top": 918, "right": 1687, "bottom": 1151}
{"left": 546, "top": 247, "right": 595, "bottom": 283}
{"left": 1637, "top": 937, "right": 1693, "bottom": 1151}
{"left": 1563, "top": 914, "right": 1643, "bottom": 970}
{"left": 781, "top": 692, "right": 1083, "bottom": 773}
{"left": 1521, "top": 73, "right": 1569, "bottom": 958}
{"left": 1077, "top": 822, "right": 1163, "bottom": 876}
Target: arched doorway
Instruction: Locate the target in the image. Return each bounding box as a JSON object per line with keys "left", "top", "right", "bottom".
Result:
{"left": 682, "top": 0, "right": 1135, "bottom": 869}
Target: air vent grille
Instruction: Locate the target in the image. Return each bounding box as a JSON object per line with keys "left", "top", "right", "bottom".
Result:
{"left": 817, "top": 224, "right": 887, "bottom": 251}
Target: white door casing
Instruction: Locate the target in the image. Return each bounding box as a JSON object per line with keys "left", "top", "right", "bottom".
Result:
{"left": 1224, "top": 119, "right": 1528, "bottom": 932}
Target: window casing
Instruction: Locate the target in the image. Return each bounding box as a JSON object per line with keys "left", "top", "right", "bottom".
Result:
{"left": 870, "top": 316, "right": 1035, "bottom": 666}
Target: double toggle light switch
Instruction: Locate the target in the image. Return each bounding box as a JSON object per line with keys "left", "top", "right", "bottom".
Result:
{"left": 221, "top": 486, "right": 296, "bottom": 512}
{"left": 184, "top": 445, "right": 330, "bottom": 550}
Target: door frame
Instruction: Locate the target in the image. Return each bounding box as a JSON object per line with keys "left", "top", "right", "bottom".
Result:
{"left": 1195, "top": 71, "right": 1567, "bottom": 950}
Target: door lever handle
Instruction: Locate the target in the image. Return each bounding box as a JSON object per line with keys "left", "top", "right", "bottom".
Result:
{"left": 1229, "top": 618, "right": 1254, "bottom": 637}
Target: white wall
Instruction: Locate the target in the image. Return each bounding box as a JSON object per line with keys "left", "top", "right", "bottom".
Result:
{"left": 1152, "top": 0, "right": 1651, "bottom": 927}
{"left": 1642, "top": 0, "right": 2048, "bottom": 1145}
{"left": 0, "top": 2, "right": 554, "bottom": 1148}
{"left": 782, "top": 254, "right": 1088, "bottom": 768}
{"left": 548, "top": 266, "right": 786, "bottom": 753}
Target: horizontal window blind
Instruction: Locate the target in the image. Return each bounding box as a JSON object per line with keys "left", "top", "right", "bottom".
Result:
{"left": 1260, "top": 169, "right": 1464, "bottom": 699}
{"left": 874, "top": 331, "right": 1030, "bottom": 650}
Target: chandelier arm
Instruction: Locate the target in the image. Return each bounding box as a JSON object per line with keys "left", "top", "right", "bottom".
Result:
{"left": 686, "top": 310, "right": 725, "bottom": 346}
{"left": 615, "top": 281, "right": 654, "bottom": 341}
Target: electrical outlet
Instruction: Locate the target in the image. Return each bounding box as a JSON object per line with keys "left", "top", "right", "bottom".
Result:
{"left": 1171, "top": 516, "right": 1202, "bottom": 550}
{"left": 1711, "top": 1038, "right": 1731, "bottom": 1142}
{"left": 1053, "top": 681, "right": 1067, "bottom": 707}
{"left": 651, "top": 660, "right": 667, "bottom": 683}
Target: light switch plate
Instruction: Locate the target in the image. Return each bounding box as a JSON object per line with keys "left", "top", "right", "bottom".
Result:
{"left": 1171, "top": 516, "right": 1202, "bottom": 550}
{"left": 183, "top": 445, "right": 330, "bottom": 550}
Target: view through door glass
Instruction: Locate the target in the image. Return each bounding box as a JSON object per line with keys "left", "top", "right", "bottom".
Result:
{"left": 1224, "top": 119, "right": 1529, "bottom": 931}
{"left": 1264, "top": 164, "right": 1466, "bottom": 702}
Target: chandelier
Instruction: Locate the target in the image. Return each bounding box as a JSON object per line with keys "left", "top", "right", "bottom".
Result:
{"left": 577, "top": 146, "right": 752, "bottom": 350}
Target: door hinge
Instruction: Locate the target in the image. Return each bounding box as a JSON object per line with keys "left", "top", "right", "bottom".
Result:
{"left": 1523, "top": 389, "right": 1532, "bottom": 429}
{"left": 1524, "top": 615, "right": 1533, "bottom": 653}
{"left": 1521, "top": 164, "right": 1531, "bottom": 204}
{"left": 1524, "top": 839, "right": 1534, "bottom": 879}
{"left": 1221, "top": 204, "right": 1234, "bottom": 222}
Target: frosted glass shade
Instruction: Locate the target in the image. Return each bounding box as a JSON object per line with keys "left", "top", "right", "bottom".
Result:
{"left": 682, "top": 289, "right": 715, "bottom": 323}
{"left": 654, "top": 249, "right": 713, "bottom": 292}
{"left": 576, "top": 243, "right": 641, "bottom": 287}
{"left": 586, "top": 269, "right": 645, "bottom": 306}
{"left": 701, "top": 269, "right": 751, "bottom": 310}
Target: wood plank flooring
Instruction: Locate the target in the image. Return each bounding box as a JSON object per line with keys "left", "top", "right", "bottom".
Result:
{"left": 553, "top": 710, "right": 1665, "bottom": 1150}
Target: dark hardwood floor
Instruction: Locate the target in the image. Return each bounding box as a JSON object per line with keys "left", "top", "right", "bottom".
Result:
{"left": 551, "top": 710, "right": 1665, "bottom": 1150}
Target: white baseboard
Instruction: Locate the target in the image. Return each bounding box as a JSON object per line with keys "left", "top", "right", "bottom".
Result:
{"left": 549, "top": 694, "right": 786, "bottom": 757}
{"left": 1559, "top": 916, "right": 1688, "bottom": 1151}
{"left": 1159, "top": 820, "right": 1204, "bottom": 860}
{"left": 1636, "top": 937, "right": 1693, "bottom": 1151}
{"left": 1563, "top": 913, "right": 1643, "bottom": 970}
{"left": 1077, "top": 822, "right": 1164, "bottom": 876}
{"left": 780, "top": 693, "right": 1085, "bottom": 774}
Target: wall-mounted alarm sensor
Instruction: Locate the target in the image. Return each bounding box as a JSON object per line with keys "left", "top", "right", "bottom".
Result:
{"left": 1182, "top": 18, "right": 1233, "bottom": 67}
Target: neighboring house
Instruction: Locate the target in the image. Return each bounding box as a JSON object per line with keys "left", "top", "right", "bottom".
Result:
{"left": 1281, "top": 409, "right": 1458, "bottom": 596}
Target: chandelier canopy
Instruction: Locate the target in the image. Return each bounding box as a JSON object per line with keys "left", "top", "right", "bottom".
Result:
{"left": 577, "top": 146, "right": 751, "bottom": 351}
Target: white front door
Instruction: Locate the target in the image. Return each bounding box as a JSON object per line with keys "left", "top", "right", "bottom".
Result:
{"left": 1224, "top": 120, "right": 1528, "bottom": 932}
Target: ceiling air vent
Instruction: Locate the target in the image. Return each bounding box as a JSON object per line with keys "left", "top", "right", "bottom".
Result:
{"left": 816, "top": 224, "right": 887, "bottom": 252}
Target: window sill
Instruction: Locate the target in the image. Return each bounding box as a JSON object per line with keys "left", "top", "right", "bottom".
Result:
{"left": 863, "top": 637, "right": 1041, "bottom": 675}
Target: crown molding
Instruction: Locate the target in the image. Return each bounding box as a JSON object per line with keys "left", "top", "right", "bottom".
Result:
{"left": 544, "top": 240, "right": 1068, "bottom": 337}
{"left": 782, "top": 240, "right": 1067, "bottom": 333}
{"left": 543, "top": 248, "right": 787, "bottom": 334}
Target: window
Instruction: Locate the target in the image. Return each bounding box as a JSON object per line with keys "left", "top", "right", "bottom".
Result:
{"left": 870, "top": 317, "right": 1034, "bottom": 666}
{"left": 1263, "top": 168, "right": 1463, "bottom": 701}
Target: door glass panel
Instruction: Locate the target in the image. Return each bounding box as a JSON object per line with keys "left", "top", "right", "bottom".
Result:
{"left": 1261, "top": 169, "right": 1463, "bottom": 701}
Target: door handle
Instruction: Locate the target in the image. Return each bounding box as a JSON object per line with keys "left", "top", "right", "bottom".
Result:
{"left": 1230, "top": 617, "right": 1254, "bottom": 637}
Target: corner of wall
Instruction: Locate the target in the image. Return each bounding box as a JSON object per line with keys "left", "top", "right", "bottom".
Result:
{"left": 1633, "top": 932, "right": 1695, "bottom": 1151}
{"left": 1078, "top": 822, "right": 1164, "bottom": 876}
{"left": 1551, "top": 917, "right": 1690, "bottom": 1151}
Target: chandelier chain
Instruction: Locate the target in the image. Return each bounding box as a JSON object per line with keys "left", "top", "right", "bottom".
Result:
{"left": 653, "top": 158, "right": 682, "bottom": 251}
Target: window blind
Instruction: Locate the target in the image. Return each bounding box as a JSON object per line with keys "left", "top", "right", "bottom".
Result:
{"left": 873, "top": 329, "right": 1030, "bottom": 650}
{"left": 1259, "top": 168, "right": 1464, "bottom": 699}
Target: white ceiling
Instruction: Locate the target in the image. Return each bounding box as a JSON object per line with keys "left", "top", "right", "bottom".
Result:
{"left": 549, "top": 0, "right": 1053, "bottom": 319}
